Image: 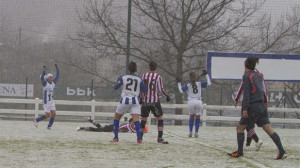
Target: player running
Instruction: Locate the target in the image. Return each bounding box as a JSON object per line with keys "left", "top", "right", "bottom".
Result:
{"left": 34, "top": 64, "right": 59, "bottom": 129}
{"left": 228, "top": 56, "right": 287, "bottom": 160}
{"left": 177, "top": 70, "right": 211, "bottom": 138}
{"left": 234, "top": 57, "right": 266, "bottom": 151}
{"left": 110, "top": 62, "right": 146, "bottom": 143}
{"left": 140, "top": 61, "right": 170, "bottom": 144}
{"left": 76, "top": 117, "right": 148, "bottom": 133}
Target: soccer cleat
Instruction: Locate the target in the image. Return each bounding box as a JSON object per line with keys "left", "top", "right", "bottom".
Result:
{"left": 76, "top": 126, "right": 81, "bottom": 131}
{"left": 110, "top": 138, "right": 119, "bottom": 142}
{"left": 275, "top": 153, "right": 287, "bottom": 160}
{"left": 47, "top": 127, "right": 51, "bottom": 130}
{"left": 227, "top": 151, "right": 243, "bottom": 157}
{"left": 255, "top": 140, "right": 263, "bottom": 151}
{"left": 188, "top": 133, "right": 192, "bottom": 138}
{"left": 33, "top": 120, "right": 38, "bottom": 128}
{"left": 137, "top": 139, "right": 142, "bottom": 144}
{"left": 244, "top": 145, "right": 250, "bottom": 151}
{"left": 194, "top": 133, "right": 199, "bottom": 138}
{"left": 157, "top": 138, "right": 169, "bottom": 144}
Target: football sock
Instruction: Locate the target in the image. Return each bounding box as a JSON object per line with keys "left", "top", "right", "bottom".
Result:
{"left": 140, "top": 120, "right": 147, "bottom": 139}
{"left": 47, "top": 117, "right": 55, "bottom": 128}
{"left": 237, "top": 133, "right": 245, "bottom": 155}
{"left": 189, "top": 118, "right": 194, "bottom": 133}
{"left": 270, "top": 132, "right": 285, "bottom": 154}
{"left": 134, "top": 121, "right": 141, "bottom": 140}
{"left": 92, "top": 121, "right": 101, "bottom": 128}
{"left": 195, "top": 118, "right": 200, "bottom": 133}
{"left": 158, "top": 119, "right": 164, "bottom": 138}
{"left": 246, "top": 137, "right": 252, "bottom": 146}
{"left": 252, "top": 134, "right": 259, "bottom": 143}
{"left": 36, "top": 115, "right": 46, "bottom": 122}
{"left": 113, "top": 120, "right": 119, "bottom": 139}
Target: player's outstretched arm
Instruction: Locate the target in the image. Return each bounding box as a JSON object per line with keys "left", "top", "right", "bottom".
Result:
{"left": 54, "top": 64, "right": 59, "bottom": 84}
{"left": 114, "top": 76, "right": 123, "bottom": 90}
{"left": 40, "top": 66, "right": 47, "bottom": 84}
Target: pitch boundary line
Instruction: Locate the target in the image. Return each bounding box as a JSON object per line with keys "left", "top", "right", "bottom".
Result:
{"left": 165, "top": 131, "right": 267, "bottom": 168}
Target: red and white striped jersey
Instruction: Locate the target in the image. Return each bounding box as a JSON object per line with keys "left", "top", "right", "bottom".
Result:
{"left": 141, "top": 72, "right": 169, "bottom": 103}
{"left": 118, "top": 123, "right": 136, "bottom": 133}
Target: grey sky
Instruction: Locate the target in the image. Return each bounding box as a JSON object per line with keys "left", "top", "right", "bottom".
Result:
{"left": 0, "top": 0, "right": 299, "bottom": 43}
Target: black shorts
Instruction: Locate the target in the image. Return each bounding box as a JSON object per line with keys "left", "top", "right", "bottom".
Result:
{"left": 99, "top": 124, "right": 114, "bottom": 132}
{"left": 141, "top": 102, "right": 163, "bottom": 118}
{"left": 239, "top": 102, "right": 270, "bottom": 127}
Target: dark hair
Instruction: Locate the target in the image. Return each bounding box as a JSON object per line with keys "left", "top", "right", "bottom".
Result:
{"left": 129, "top": 118, "right": 133, "bottom": 122}
{"left": 244, "top": 56, "right": 258, "bottom": 70}
{"left": 128, "top": 62, "right": 137, "bottom": 73}
{"left": 149, "top": 61, "right": 157, "bottom": 71}
{"left": 189, "top": 71, "right": 196, "bottom": 86}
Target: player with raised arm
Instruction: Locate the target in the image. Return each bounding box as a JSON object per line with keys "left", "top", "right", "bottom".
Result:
{"left": 110, "top": 62, "right": 146, "bottom": 143}
{"left": 34, "top": 64, "right": 59, "bottom": 129}
{"left": 228, "top": 56, "right": 287, "bottom": 160}
{"left": 140, "top": 61, "right": 170, "bottom": 144}
{"left": 177, "top": 70, "right": 211, "bottom": 138}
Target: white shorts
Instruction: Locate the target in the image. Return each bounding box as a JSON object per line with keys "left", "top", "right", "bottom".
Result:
{"left": 43, "top": 102, "right": 56, "bottom": 113}
{"left": 116, "top": 103, "right": 141, "bottom": 115}
{"left": 188, "top": 100, "right": 203, "bottom": 116}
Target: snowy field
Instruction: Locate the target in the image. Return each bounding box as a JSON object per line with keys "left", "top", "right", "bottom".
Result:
{"left": 0, "top": 120, "right": 299, "bottom": 168}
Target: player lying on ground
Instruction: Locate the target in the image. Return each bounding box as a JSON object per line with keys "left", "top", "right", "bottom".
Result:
{"left": 177, "top": 70, "right": 211, "bottom": 138}
{"left": 76, "top": 117, "right": 148, "bottom": 133}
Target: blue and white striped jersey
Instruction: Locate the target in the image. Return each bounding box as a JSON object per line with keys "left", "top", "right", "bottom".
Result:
{"left": 114, "top": 73, "right": 146, "bottom": 104}
{"left": 41, "top": 69, "right": 59, "bottom": 104}
{"left": 178, "top": 74, "right": 211, "bottom": 100}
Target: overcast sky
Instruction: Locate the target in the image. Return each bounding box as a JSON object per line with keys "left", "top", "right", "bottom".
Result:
{"left": 0, "top": 0, "right": 299, "bottom": 43}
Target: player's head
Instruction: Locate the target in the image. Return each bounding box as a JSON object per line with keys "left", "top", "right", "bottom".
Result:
{"left": 129, "top": 118, "right": 133, "bottom": 123}
{"left": 244, "top": 56, "right": 258, "bottom": 70}
{"left": 149, "top": 61, "right": 157, "bottom": 71}
{"left": 45, "top": 73, "right": 54, "bottom": 82}
{"left": 189, "top": 71, "right": 196, "bottom": 85}
{"left": 128, "top": 62, "right": 137, "bottom": 73}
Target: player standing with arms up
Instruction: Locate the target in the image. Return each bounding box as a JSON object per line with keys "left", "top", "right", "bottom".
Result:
{"left": 111, "top": 62, "right": 146, "bottom": 143}
{"left": 177, "top": 70, "right": 211, "bottom": 138}
{"left": 140, "top": 61, "right": 170, "bottom": 144}
{"left": 34, "top": 64, "right": 59, "bottom": 129}
{"left": 228, "top": 56, "right": 287, "bottom": 159}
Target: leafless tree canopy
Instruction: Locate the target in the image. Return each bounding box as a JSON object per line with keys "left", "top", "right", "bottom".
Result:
{"left": 70, "top": 0, "right": 300, "bottom": 103}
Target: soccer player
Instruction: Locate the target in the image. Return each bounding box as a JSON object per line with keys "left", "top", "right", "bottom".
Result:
{"left": 76, "top": 117, "right": 148, "bottom": 133}
{"left": 110, "top": 61, "right": 146, "bottom": 143}
{"left": 228, "top": 56, "right": 287, "bottom": 160}
{"left": 234, "top": 57, "right": 266, "bottom": 151}
{"left": 140, "top": 61, "right": 170, "bottom": 144}
{"left": 177, "top": 70, "right": 211, "bottom": 138}
{"left": 34, "top": 64, "right": 59, "bottom": 129}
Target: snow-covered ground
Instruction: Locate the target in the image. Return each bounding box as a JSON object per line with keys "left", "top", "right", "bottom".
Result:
{"left": 0, "top": 120, "right": 299, "bottom": 168}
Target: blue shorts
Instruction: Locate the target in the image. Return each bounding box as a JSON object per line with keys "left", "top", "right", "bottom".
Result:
{"left": 239, "top": 102, "right": 270, "bottom": 127}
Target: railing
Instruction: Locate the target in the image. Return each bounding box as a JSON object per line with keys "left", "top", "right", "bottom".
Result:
{"left": 0, "top": 98, "right": 300, "bottom": 126}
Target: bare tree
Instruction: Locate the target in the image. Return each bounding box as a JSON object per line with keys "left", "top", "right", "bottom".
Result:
{"left": 70, "top": 0, "right": 272, "bottom": 103}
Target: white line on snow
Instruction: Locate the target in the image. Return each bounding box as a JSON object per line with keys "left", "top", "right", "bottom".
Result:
{"left": 165, "top": 132, "right": 267, "bottom": 168}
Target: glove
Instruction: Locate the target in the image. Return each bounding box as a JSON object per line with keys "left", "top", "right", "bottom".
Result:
{"left": 201, "top": 70, "right": 207, "bottom": 76}
{"left": 166, "top": 96, "right": 170, "bottom": 102}
{"left": 176, "top": 77, "right": 182, "bottom": 83}
{"left": 55, "top": 64, "right": 58, "bottom": 70}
